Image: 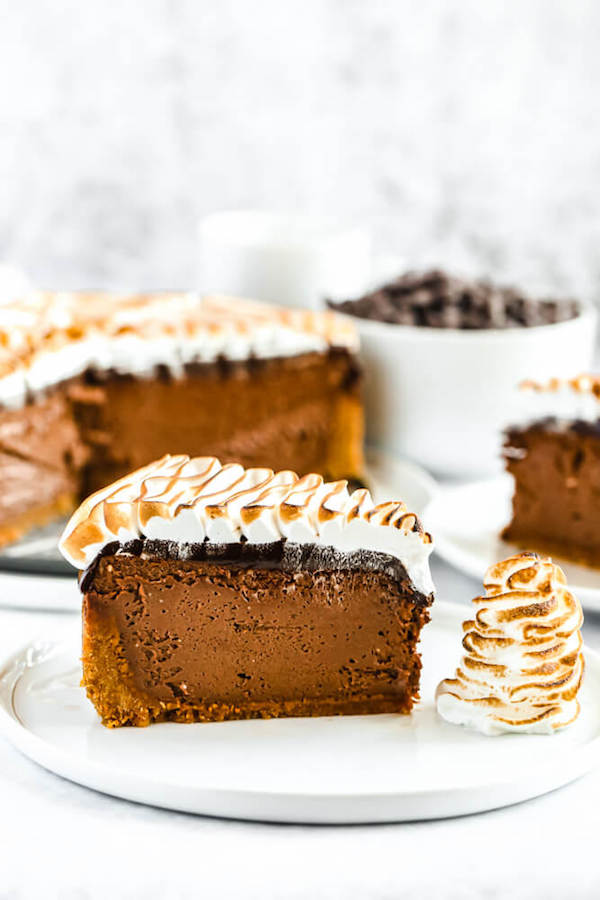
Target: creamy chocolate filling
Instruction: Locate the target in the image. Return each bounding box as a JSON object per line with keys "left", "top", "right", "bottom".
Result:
{"left": 69, "top": 348, "right": 363, "bottom": 495}
{"left": 82, "top": 547, "right": 432, "bottom": 726}
{"left": 0, "top": 388, "right": 87, "bottom": 531}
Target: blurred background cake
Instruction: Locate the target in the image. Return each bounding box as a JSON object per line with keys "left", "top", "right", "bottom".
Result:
{"left": 503, "top": 376, "right": 600, "bottom": 568}
{"left": 0, "top": 290, "right": 363, "bottom": 546}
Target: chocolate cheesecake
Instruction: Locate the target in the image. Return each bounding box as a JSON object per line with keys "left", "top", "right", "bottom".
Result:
{"left": 0, "top": 292, "right": 363, "bottom": 544}
{"left": 59, "top": 454, "right": 435, "bottom": 727}
{"left": 503, "top": 375, "right": 600, "bottom": 568}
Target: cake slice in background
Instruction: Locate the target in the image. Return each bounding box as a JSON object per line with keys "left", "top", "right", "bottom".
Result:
{"left": 0, "top": 291, "right": 363, "bottom": 546}
{"left": 503, "top": 375, "right": 600, "bottom": 568}
{"left": 59, "top": 454, "right": 434, "bottom": 728}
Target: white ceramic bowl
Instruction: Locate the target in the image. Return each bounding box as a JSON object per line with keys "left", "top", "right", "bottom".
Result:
{"left": 354, "top": 305, "right": 598, "bottom": 478}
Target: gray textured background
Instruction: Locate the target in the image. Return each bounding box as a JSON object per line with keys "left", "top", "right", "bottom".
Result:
{"left": 1, "top": 0, "right": 600, "bottom": 299}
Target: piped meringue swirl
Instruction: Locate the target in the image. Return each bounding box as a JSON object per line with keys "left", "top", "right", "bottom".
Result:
{"left": 58, "top": 454, "right": 434, "bottom": 595}
{"left": 436, "top": 552, "right": 584, "bottom": 735}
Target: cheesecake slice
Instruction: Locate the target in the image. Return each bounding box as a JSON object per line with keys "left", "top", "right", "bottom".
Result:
{"left": 503, "top": 375, "right": 600, "bottom": 567}
{"left": 0, "top": 291, "right": 363, "bottom": 545}
{"left": 59, "top": 455, "right": 435, "bottom": 727}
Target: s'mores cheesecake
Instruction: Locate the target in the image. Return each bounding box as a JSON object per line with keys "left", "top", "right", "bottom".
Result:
{"left": 0, "top": 291, "right": 363, "bottom": 547}
{"left": 503, "top": 375, "right": 600, "bottom": 568}
{"left": 59, "top": 455, "right": 435, "bottom": 728}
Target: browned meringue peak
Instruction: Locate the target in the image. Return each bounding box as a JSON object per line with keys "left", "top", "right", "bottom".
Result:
{"left": 436, "top": 552, "right": 584, "bottom": 735}
{"left": 520, "top": 374, "right": 600, "bottom": 397}
{"left": 511, "top": 374, "right": 600, "bottom": 429}
{"left": 58, "top": 454, "right": 434, "bottom": 594}
{"left": 0, "top": 290, "right": 358, "bottom": 391}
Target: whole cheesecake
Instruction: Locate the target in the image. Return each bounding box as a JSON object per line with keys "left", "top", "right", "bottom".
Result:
{"left": 59, "top": 454, "right": 435, "bottom": 728}
{"left": 0, "top": 291, "right": 363, "bottom": 546}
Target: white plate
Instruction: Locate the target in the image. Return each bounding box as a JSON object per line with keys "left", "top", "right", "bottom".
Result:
{"left": 1, "top": 601, "right": 599, "bottom": 824}
{"left": 366, "top": 446, "right": 437, "bottom": 511}
{"left": 424, "top": 475, "right": 600, "bottom": 611}
{"left": 0, "top": 449, "right": 437, "bottom": 613}
{"left": 0, "top": 571, "right": 81, "bottom": 614}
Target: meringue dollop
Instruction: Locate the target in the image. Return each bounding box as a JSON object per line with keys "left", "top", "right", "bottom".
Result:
{"left": 435, "top": 552, "right": 584, "bottom": 735}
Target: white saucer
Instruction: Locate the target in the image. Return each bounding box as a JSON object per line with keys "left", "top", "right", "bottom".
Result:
{"left": 1, "top": 601, "right": 599, "bottom": 824}
{"left": 423, "top": 475, "right": 600, "bottom": 612}
{"left": 0, "top": 449, "right": 437, "bottom": 613}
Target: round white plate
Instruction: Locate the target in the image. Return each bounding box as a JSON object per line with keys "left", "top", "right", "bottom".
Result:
{"left": 0, "top": 571, "right": 81, "bottom": 614}
{"left": 366, "top": 446, "right": 437, "bottom": 511}
{"left": 424, "top": 476, "right": 600, "bottom": 612}
{"left": 1, "top": 601, "right": 598, "bottom": 824}
{"left": 0, "top": 448, "right": 437, "bottom": 612}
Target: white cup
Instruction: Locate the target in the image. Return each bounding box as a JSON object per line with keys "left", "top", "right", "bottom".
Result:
{"left": 198, "top": 210, "right": 372, "bottom": 309}
{"left": 353, "top": 305, "right": 598, "bottom": 478}
{"left": 0, "top": 263, "right": 32, "bottom": 298}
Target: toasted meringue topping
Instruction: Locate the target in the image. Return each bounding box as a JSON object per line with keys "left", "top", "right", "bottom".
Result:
{"left": 0, "top": 291, "right": 358, "bottom": 407}
{"left": 436, "top": 552, "right": 584, "bottom": 735}
{"left": 512, "top": 374, "right": 600, "bottom": 427}
{"left": 521, "top": 374, "right": 600, "bottom": 397}
{"left": 58, "top": 455, "right": 434, "bottom": 594}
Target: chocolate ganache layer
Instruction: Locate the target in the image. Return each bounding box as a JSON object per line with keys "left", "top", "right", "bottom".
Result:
{"left": 80, "top": 537, "right": 432, "bottom": 599}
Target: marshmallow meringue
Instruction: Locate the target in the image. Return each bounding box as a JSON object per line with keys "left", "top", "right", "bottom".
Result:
{"left": 58, "top": 454, "right": 435, "bottom": 595}
{"left": 512, "top": 374, "right": 600, "bottom": 427}
{"left": 436, "top": 552, "right": 584, "bottom": 735}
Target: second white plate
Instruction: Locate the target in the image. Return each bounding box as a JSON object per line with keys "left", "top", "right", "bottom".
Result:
{"left": 424, "top": 475, "right": 600, "bottom": 611}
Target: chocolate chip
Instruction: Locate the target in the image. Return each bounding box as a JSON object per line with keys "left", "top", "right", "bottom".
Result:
{"left": 328, "top": 270, "right": 580, "bottom": 330}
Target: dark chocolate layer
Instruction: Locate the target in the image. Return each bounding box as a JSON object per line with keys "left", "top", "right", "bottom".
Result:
{"left": 80, "top": 537, "right": 431, "bottom": 604}
{"left": 506, "top": 416, "right": 600, "bottom": 440}
{"left": 1, "top": 348, "right": 362, "bottom": 411}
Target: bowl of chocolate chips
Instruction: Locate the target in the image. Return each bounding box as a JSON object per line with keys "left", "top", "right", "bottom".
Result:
{"left": 329, "top": 270, "right": 597, "bottom": 477}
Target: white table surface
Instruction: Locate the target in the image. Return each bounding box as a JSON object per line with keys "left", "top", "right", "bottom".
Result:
{"left": 1, "top": 557, "right": 599, "bottom": 900}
